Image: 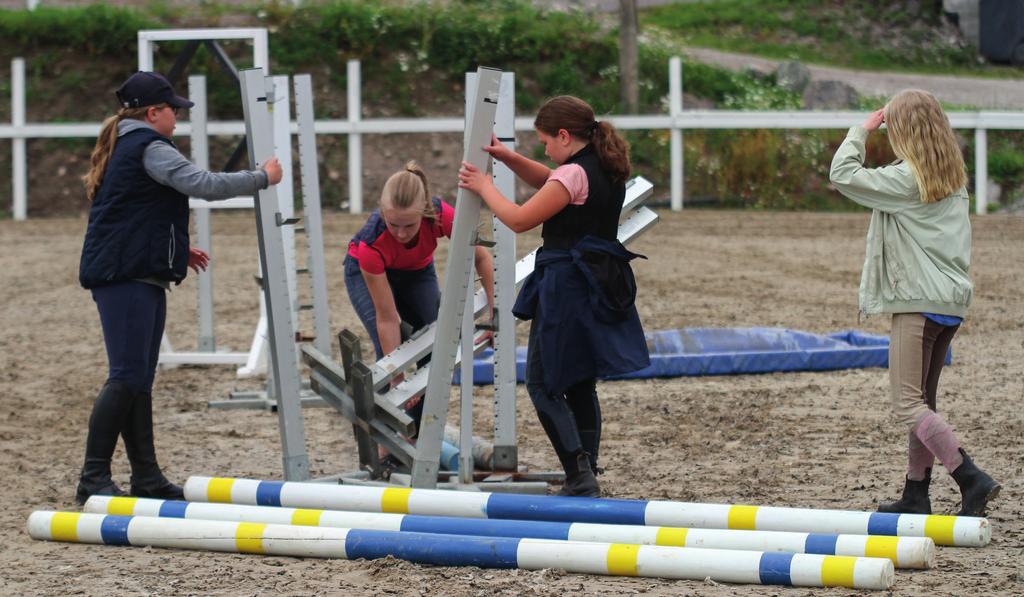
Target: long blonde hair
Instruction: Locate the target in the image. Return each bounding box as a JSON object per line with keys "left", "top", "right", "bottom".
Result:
{"left": 884, "top": 89, "right": 967, "bottom": 203}
{"left": 82, "top": 106, "right": 154, "bottom": 202}
{"left": 380, "top": 161, "right": 434, "bottom": 219}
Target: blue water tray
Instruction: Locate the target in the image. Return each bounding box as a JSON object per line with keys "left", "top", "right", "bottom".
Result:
{"left": 452, "top": 327, "right": 952, "bottom": 384}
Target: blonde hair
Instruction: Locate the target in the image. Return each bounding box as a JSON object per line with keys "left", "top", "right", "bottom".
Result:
{"left": 380, "top": 161, "right": 434, "bottom": 219}
{"left": 884, "top": 89, "right": 967, "bottom": 203}
{"left": 82, "top": 105, "right": 161, "bottom": 202}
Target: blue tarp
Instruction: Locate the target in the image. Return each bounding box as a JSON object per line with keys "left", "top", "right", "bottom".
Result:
{"left": 452, "top": 327, "right": 953, "bottom": 384}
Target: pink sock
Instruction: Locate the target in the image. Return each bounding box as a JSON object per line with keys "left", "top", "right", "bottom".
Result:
{"left": 907, "top": 431, "right": 934, "bottom": 481}
{"left": 914, "top": 412, "right": 964, "bottom": 473}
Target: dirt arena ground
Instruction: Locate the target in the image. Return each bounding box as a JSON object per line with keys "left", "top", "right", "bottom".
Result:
{"left": 0, "top": 209, "right": 1021, "bottom": 596}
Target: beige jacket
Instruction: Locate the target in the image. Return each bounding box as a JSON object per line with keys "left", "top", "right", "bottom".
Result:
{"left": 829, "top": 126, "right": 972, "bottom": 317}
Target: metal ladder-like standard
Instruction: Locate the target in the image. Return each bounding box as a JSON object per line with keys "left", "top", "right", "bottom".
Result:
{"left": 238, "top": 67, "right": 310, "bottom": 481}
{"left": 211, "top": 73, "right": 333, "bottom": 411}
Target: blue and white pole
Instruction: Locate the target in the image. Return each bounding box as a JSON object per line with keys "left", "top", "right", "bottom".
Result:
{"left": 85, "top": 496, "right": 935, "bottom": 569}
{"left": 27, "top": 511, "right": 895, "bottom": 589}
{"left": 184, "top": 476, "right": 990, "bottom": 548}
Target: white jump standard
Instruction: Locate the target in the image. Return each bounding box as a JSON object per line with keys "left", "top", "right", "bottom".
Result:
{"left": 238, "top": 68, "right": 309, "bottom": 480}
{"left": 85, "top": 496, "right": 936, "bottom": 569}
{"left": 184, "top": 476, "right": 990, "bottom": 548}
{"left": 27, "top": 511, "right": 895, "bottom": 589}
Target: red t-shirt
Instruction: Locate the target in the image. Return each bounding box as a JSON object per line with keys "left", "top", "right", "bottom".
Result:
{"left": 347, "top": 197, "right": 455, "bottom": 275}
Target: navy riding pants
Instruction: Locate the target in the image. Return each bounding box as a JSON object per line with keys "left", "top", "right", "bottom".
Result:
{"left": 91, "top": 280, "right": 166, "bottom": 394}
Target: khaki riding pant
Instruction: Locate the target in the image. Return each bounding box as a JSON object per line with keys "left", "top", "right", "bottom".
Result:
{"left": 888, "top": 312, "right": 959, "bottom": 429}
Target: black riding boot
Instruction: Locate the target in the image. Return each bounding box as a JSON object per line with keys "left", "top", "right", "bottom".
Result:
{"left": 578, "top": 427, "right": 602, "bottom": 474}
{"left": 557, "top": 450, "right": 600, "bottom": 498}
{"left": 878, "top": 469, "right": 932, "bottom": 514}
{"left": 951, "top": 448, "right": 1000, "bottom": 516}
{"left": 76, "top": 381, "right": 133, "bottom": 505}
{"left": 122, "top": 390, "right": 183, "bottom": 500}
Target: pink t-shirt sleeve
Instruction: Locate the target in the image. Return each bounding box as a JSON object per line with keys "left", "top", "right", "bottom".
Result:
{"left": 439, "top": 199, "right": 456, "bottom": 237}
{"left": 548, "top": 164, "right": 589, "bottom": 205}
{"left": 354, "top": 243, "right": 386, "bottom": 275}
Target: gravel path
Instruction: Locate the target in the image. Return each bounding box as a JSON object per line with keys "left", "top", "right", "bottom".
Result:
{"left": 684, "top": 46, "right": 1024, "bottom": 110}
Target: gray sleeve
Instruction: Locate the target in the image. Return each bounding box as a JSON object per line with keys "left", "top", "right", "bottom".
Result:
{"left": 143, "top": 141, "right": 269, "bottom": 200}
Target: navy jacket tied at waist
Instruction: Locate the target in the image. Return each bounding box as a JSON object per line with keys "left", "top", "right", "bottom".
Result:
{"left": 513, "top": 235, "right": 650, "bottom": 395}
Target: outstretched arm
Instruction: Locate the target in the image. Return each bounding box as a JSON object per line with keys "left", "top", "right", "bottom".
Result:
{"left": 144, "top": 142, "right": 283, "bottom": 200}
{"left": 483, "top": 134, "right": 551, "bottom": 190}
{"left": 362, "top": 270, "right": 402, "bottom": 357}
{"left": 458, "top": 161, "right": 570, "bottom": 233}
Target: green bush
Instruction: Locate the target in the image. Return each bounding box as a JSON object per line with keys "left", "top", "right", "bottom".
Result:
{"left": 261, "top": 1, "right": 626, "bottom": 111}
{"left": 0, "top": 5, "right": 154, "bottom": 58}
{"left": 7, "top": 0, "right": 993, "bottom": 215}
{"left": 988, "top": 148, "right": 1024, "bottom": 185}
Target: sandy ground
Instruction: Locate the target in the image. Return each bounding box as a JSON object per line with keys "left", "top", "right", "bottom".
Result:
{"left": 0, "top": 209, "right": 1022, "bottom": 596}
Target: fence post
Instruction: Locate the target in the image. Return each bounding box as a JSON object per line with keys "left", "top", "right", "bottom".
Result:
{"left": 189, "top": 75, "right": 216, "bottom": 351}
{"left": 669, "top": 57, "right": 684, "bottom": 211}
{"left": 974, "top": 127, "right": 987, "bottom": 215}
{"left": 12, "top": 58, "right": 27, "bottom": 221}
{"left": 347, "top": 59, "right": 363, "bottom": 214}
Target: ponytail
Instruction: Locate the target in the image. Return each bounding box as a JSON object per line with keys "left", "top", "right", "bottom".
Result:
{"left": 381, "top": 160, "right": 433, "bottom": 219}
{"left": 535, "top": 95, "right": 631, "bottom": 184}
{"left": 82, "top": 106, "right": 151, "bottom": 202}
{"left": 590, "top": 120, "right": 631, "bottom": 185}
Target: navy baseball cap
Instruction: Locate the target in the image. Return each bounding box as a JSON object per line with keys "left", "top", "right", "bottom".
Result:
{"left": 115, "top": 71, "right": 194, "bottom": 110}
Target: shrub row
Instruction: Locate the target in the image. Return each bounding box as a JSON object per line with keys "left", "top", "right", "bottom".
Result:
{"left": 3, "top": 1, "right": 1017, "bottom": 213}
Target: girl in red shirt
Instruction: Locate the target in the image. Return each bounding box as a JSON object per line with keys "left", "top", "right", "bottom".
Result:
{"left": 345, "top": 161, "right": 494, "bottom": 365}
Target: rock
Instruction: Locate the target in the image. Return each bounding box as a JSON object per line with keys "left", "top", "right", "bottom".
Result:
{"left": 803, "top": 80, "right": 861, "bottom": 109}
{"left": 774, "top": 61, "right": 811, "bottom": 94}
{"left": 681, "top": 93, "right": 714, "bottom": 110}
{"left": 743, "top": 64, "right": 772, "bottom": 82}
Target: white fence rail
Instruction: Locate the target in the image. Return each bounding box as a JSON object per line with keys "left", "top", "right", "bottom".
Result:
{"left": 6, "top": 56, "right": 1024, "bottom": 219}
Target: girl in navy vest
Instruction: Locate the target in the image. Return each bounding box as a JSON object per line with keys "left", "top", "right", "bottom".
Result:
{"left": 76, "top": 71, "right": 282, "bottom": 505}
{"left": 345, "top": 162, "right": 494, "bottom": 460}
{"left": 458, "top": 96, "right": 650, "bottom": 497}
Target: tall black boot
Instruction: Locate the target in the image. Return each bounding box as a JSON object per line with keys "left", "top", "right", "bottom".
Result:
{"left": 122, "top": 390, "right": 183, "bottom": 500}
{"left": 877, "top": 469, "right": 932, "bottom": 514}
{"left": 76, "top": 381, "right": 133, "bottom": 505}
{"left": 578, "top": 427, "right": 602, "bottom": 474}
{"left": 557, "top": 450, "right": 600, "bottom": 498}
{"left": 566, "top": 380, "right": 601, "bottom": 474}
{"left": 951, "top": 448, "right": 1000, "bottom": 516}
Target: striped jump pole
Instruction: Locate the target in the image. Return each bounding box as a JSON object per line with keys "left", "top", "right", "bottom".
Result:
{"left": 184, "top": 476, "right": 991, "bottom": 548}
{"left": 85, "top": 496, "right": 935, "bottom": 569}
{"left": 27, "top": 511, "right": 895, "bottom": 589}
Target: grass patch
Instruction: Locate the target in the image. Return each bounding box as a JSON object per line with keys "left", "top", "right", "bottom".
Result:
{"left": 643, "top": 0, "right": 1024, "bottom": 79}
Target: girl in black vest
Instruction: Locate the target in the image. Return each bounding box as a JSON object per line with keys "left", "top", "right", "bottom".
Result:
{"left": 458, "top": 96, "right": 649, "bottom": 497}
{"left": 76, "top": 72, "right": 282, "bottom": 505}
